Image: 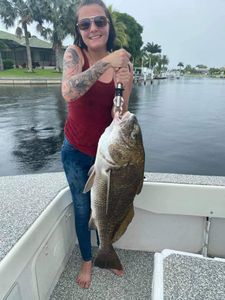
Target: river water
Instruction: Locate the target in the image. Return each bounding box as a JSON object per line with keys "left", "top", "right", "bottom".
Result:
{"left": 0, "top": 77, "right": 225, "bottom": 177}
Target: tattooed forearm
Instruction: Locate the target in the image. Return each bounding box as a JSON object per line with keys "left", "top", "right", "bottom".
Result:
{"left": 68, "top": 61, "right": 109, "bottom": 98}
{"left": 62, "top": 48, "right": 80, "bottom": 78}
{"left": 62, "top": 47, "right": 110, "bottom": 101}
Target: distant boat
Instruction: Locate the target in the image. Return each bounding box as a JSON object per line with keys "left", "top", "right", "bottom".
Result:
{"left": 168, "top": 70, "right": 181, "bottom": 79}
{"left": 154, "top": 71, "right": 167, "bottom": 80}
{"left": 154, "top": 75, "right": 167, "bottom": 80}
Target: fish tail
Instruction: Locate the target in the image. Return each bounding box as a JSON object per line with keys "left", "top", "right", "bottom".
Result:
{"left": 94, "top": 246, "right": 122, "bottom": 270}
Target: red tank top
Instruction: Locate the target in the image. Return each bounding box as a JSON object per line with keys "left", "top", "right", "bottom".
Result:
{"left": 64, "top": 49, "right": 115, "bottom": 157}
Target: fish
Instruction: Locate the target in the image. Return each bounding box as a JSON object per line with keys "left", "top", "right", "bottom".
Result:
{"left": 84, "top": 111, "right": 145, "bottom": 270}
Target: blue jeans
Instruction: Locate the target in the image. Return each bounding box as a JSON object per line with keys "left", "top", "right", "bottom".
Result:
{"left": 61, "top": 137, "right": 97, "bottom": 261}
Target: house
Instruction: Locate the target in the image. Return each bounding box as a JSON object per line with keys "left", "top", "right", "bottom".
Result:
{"left": 0, "top": 30, "right": 56, "bottom": 68}
{"left": 195, "top": 65, "right": 209, "bottom": 75}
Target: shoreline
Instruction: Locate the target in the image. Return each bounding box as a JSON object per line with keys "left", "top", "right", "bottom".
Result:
{"left": 0, "top": 77, "right": 62, "bottom": 85}
{"left": 0, "top": 75, "right": 224, "bottom": 86}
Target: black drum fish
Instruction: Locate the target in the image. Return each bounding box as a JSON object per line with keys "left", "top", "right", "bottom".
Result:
{"left": 84, "top": 111, "right": 145, "bottom": 270}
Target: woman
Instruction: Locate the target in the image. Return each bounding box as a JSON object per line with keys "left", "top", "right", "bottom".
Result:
{"left": 61, "top": 0, "right": 133, "bottom": 289}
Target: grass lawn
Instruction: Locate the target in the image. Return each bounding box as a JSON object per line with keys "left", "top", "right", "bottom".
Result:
{"left": 0, "top": 68, "right": 62, "bottom": 78}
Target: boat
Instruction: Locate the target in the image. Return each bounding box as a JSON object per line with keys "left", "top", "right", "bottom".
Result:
{"left": 154, "top": 76, "right": 167, "bottom": 80}
{"left": 1, "top": 171, "right": 225, "bottom": 299}
{"left": 167, "top": 70, "right": 181, "bottom": 80}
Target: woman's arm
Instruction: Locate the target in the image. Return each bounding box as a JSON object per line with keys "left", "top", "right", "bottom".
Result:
{"left": 61, "top": 45, "right": 110, "bottom": 102}
{"left": 61, "top": 46, "right": 131, "bottom": 102}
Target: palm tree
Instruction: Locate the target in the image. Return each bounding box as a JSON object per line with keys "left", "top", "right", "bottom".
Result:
{"left": 0, "top": 0, "right": 33, "bottom": 71}
{"left": 177, "top": 62, "right": 184, "bottom": 71}
{"left": 140, "top": 49, "right": 148, "bottom": 68}
{"left": 29, "top": 0, "right": 77, "bottom": 72}
{"left": 108, "top": 5, "right": 129, "bottom": 49}
{"left": 143, "top": 42, "right": 162, "bottom": 69}
{"left": 161, "top": 55, "right": 169, "bottom": 72}
{"left": 144, "top": 42, "right": 162, "bottom": 54}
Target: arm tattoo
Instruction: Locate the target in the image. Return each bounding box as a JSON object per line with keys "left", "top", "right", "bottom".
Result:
{"left": 62, "top": 47, "right": 80, "bottom": 75}
{"left": 62, "top": 47, "right": 110, "bottom": 101}
{"left": 68, "top": 61, "right": 110, "bottom": 98}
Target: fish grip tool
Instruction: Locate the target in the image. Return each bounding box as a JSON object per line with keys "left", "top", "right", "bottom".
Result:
{"left": 113, "top": 83, "right": 124, "bottom": 115}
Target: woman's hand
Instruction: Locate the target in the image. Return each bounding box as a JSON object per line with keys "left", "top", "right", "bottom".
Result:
{"left": 115, "top": 66, "right": 131, "bottom": 87}
{"left": 102, "top": 49, "right": 131, "bottom": 68}
{"left": 111, "top": 63, "right": 133, "bottom": 118}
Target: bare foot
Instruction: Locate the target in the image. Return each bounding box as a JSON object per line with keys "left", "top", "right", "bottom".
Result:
{"left": 76, "top": 261, "right": 92, "bottom": 288}
{"left": 110, "top": 268, "right": 124, "bottom": 276}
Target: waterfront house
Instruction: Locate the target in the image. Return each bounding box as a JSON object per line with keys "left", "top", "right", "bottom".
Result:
{"left": 195, "top": 65, "right": 209, "bottom": 75}
{"left": 0, "top": 30, "right": 55, "bottom": 68}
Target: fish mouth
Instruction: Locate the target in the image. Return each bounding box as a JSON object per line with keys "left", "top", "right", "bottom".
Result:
{"left": 114, "top": 111, "right": 133, "bottom": 122}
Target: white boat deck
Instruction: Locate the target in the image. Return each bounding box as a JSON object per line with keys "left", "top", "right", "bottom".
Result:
{"left": 1, "top": 172, "right": 225, "bottom": 263}
{"left": 0, "top": 172, "right": 68, "bottom": 262}
{"left": 1, "top": 172, "right": 225, "bottom": 300}
{"left": 50, "top": 245, "right": 154, "bottom": 300}
{"left": 164, "top": 253, "right": 225, "bottom": 299}
{"left": 50, "top": 246, "right": 225, "bottom": 300}
{"left": 153, "top": 249, "right": 225, "bottom": 300}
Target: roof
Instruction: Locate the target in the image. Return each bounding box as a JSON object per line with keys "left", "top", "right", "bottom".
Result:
{"left": 0, "top": 30, "right": 53, "bottom": 49}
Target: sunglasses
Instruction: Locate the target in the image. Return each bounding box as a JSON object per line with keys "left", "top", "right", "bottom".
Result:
{"left": 77, "top": 15, "right": 109, "bottom": 31}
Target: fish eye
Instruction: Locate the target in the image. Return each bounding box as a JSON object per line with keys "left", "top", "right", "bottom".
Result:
{"left": 131, "top": 131, "right": 136, "bottom": 139}
{"left": 130, "top": 124, "right": 139, "bottom": 139}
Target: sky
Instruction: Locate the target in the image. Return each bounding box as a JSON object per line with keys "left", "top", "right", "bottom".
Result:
{"left": 1, "top": 0, "right": 225, "bottom": 68}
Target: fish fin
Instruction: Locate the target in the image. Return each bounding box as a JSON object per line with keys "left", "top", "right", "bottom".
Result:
{"left": 112, "top": 205, "right": 134, "bottom": 243}
{"left": 106, "top": 169, "right": 111, "bottom": 215}
{"left": 88, "top": 215, "right": 97, "bottom": 230}
{"left": 83, "top": 167, "right": 96, "bottom": 193}
{"left": 94, "top": 246, "right": 122, "bottom": 270}
{"left": 88, "top": 164, "right": 95, "bottom": 176}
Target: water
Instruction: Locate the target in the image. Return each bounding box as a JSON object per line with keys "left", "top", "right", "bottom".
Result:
{"left": 0, "top": 77, "right": 225, "bottom": 177}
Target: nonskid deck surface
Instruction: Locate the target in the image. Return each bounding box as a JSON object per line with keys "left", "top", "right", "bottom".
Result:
{"left": 50, "top": 245, "right": 154, "bottom": 300}
{"left": 164, "top": 254, "right": 225, "bottom": 300}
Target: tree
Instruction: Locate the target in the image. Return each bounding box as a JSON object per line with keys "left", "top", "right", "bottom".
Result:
{"left": 0, "top": 0, "right": 33, "bottom": 71}
{"left": 0, "top": 52, "right": 3, "bottom": 71}
{"left": 144, "top": 42, "right": 162, "bottom": 54}
{"left": 29, "top": 0, "right": 77, "bottom": 72}
{"left": 177, "top": 62, "right": 184, "bottom": 71}
{"left": 196, "top": 64, "right": 207, "bottom": 69}
{"left": 133, "top": 48, "right": 147, "bottom": 68}
{"left": 208, "top": 68, "right": 220, "bottom": 76}
{"left": 143, "top": 42, "right": 162, "bottom": 69}
{"left": 108, "top": 5, "right": 129, "bottom": 49}
{"left": 161, "top": 55, "right": 169, "bottom": 71}
{"left": 113, "top": 12, "right": 143, "bottom": 61}
{"left": 184, "top": 64, "right": 192, "bottom": 73}
{"left": 0, "top": 41, "right": 6, "bottom": 70}
{"left": 152, "top": 55, "right": 169, "bottom": 77}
